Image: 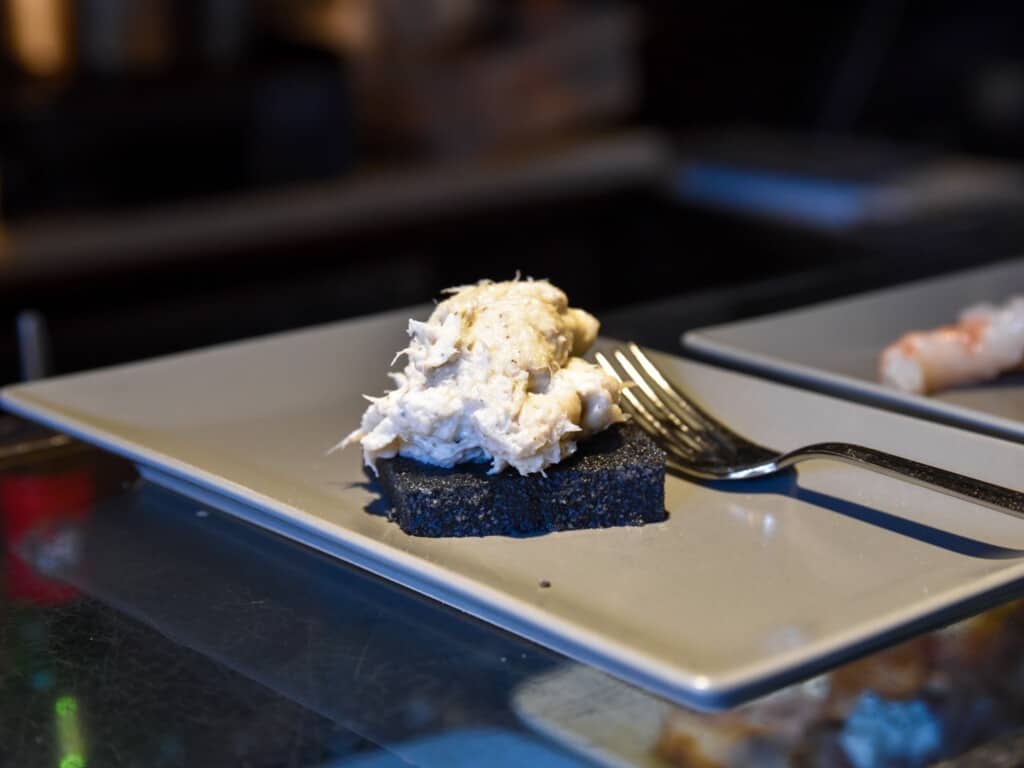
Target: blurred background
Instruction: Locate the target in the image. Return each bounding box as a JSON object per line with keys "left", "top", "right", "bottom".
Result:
{"left": 4, "top": 0, "right": 1024, "bottom": 382}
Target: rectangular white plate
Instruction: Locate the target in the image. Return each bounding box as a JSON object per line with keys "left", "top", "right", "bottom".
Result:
{"left": 6, "top": 308, "right": 1024, "bottom": 710}
{"left": 684, "top": 257, "right": 1024, "bottom": 441}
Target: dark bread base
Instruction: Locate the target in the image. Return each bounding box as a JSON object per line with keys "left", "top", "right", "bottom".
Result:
{"left": 372, "top": 422, "right": 666, "bottom": 537}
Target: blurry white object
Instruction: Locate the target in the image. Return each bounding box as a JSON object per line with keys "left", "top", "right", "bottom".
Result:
{"left": 880, "top": 296, "right": 1024, "bottom": 394}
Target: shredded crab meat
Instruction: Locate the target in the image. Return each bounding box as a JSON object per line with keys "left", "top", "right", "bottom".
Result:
{"left": 338, "top": 278, "right": 625, "bottom": 475}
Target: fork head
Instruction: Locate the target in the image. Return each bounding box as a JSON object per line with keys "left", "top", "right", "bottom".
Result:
{"left": 595, "top": 343, "right": 779, "bottom": 480}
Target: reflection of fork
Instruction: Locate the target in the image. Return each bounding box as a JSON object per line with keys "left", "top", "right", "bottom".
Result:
{"left": 596, "top": 344, "right": 1024, "bottom": 522}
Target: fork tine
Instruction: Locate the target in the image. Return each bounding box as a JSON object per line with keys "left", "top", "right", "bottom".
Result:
{"left": 622, "top": 386, "right": 703, "bottom": 459}
{"left": 595, "top": 352, "right": 702, "bottom": 457}
{"left": 626, "top": 344, "right": 721, "bottom": 431}
{"left": 610, "top": 352, "right": 708, "bottom": 436}
{"left": 625, "top": 344, "right": 739, "bottom": 453}
{"left": 612, "top": 350, "right": 715, "bottom": 447}
{"left": 624, "top": 393, "right": 705, "bottom": 461}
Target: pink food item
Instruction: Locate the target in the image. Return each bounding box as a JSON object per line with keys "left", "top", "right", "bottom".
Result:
{"left": 879, "top": 297, "right": 1024, "bottom": 394}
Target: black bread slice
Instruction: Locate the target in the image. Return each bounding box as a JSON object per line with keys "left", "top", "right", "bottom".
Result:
{"left": 374, "top": 422, "right": 666, "bottom": 537}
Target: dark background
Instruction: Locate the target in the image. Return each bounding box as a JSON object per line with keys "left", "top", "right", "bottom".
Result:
{"left": 3, "top": 0, "right": 1024, "bottom": 383}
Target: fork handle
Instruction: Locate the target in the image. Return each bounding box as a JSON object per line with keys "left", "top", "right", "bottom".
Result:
{"left": 778, "top": 442, "right": 1024, "bottom": 521}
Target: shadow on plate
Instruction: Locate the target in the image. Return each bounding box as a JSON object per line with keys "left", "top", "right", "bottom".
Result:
{"left": 701, "top": 471, "right": 1024, "bottom": 560}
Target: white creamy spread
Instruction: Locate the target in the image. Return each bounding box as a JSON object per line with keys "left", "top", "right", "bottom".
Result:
{"left": 340, "top": 278, "right": 625, "bottom": 475}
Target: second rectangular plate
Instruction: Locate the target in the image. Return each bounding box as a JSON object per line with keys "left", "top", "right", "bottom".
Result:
{"left": 684, "top": 257, "right": 1024, "bottom": 441}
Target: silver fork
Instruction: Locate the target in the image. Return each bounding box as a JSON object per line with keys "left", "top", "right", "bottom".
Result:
{"left": 596, "top": 343, "right": 1024, "bottom": 522}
